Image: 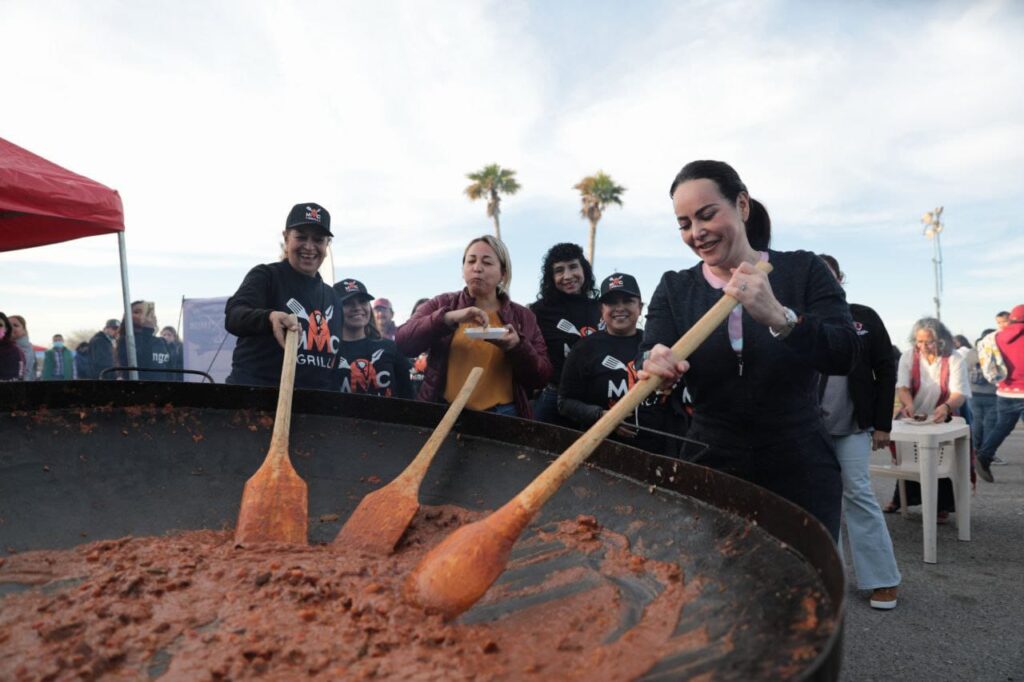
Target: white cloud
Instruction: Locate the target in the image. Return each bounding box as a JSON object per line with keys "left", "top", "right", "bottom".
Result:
{"left": 2, "top": 0, "right": 1021, "bottom": 344}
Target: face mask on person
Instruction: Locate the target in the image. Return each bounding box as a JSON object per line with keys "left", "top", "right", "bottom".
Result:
{"left": 53, "top": 341, "right": 64, "bottom": 349}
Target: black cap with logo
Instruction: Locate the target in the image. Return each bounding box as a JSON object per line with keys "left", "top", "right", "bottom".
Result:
{"left": 286, "top": 202, "right": 332, "bottom": 236}
{"left": 333, "top": 278, "right": 374, "bottom": 304}
{"left": 599, "top": 273, "right": 642, "bottom": 302}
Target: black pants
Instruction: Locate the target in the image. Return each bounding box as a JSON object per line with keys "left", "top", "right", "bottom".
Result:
{"left": 687, "top": 424, "right": 843, "bottom": 541}
{"left": 890, "top": 479, "right": 956, "bottom": 513}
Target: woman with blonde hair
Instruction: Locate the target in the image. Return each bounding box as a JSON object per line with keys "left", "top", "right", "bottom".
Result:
{"left": 396, "top": 235, "right": 551, "bottom": 417}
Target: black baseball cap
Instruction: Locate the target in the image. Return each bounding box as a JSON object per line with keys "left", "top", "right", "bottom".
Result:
{"left": 333, "top": 278, "right": 374, "bottom": 304}
{"left": 104, "top": 318, "right": 120, "bottom": 329}
{"left": 599, "top": 273, "right": 642, "bottom": 302}
{"left": 285, "top": 202, "right": 332, "bottom": 236}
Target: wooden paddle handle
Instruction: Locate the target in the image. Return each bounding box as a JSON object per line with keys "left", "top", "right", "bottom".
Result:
{"left": 398, "top": 367, "right": 484, "bottom": 486}
{"left": 518, "top": 261, "right": 774, "bottom": 513}
{"left": 269, "top": 328, "right": 299, "bottom": 454}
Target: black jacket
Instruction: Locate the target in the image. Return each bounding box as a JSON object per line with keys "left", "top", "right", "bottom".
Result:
{"left": 118, "top": 327, "right": 175, "bottom": 381}
{"left": 827, "top": 303, "right": 897, "bottom": 433}
{"left": 87, "top": 331, "right": 116, "bottom": 380}
{"left": 639, "top": 249, "right": 858, "bottom": 446}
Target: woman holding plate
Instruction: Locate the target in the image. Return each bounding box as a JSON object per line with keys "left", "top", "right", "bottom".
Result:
{"left": 396, "top": 235, "right": 551, "bottom": 417}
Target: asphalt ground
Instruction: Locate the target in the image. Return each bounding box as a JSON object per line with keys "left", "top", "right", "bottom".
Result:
{"left": 839, "top": 424, "right": 1024, "bottom": 682}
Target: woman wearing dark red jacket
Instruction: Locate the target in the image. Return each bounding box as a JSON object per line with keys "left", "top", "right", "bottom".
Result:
{"left": 396, "top": 235, "right": 552, "bottom": 418}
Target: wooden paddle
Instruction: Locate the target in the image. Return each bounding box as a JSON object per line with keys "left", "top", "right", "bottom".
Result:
{"left": 334, "top": 366, "right": 484, "bottom": 553}
{"left": 234, "top": 328, "right": 308, "bottom": 545}
{"left": 405, "top": 262, "right": 773, "bottom": 618}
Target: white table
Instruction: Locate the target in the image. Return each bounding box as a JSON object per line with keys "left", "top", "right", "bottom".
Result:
{"left": 870, "top": 417, "right": 971, "bottom": 563}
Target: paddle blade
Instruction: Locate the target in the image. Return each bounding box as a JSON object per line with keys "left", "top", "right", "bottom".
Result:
{"left": 234, "top": 454, "right": 309, "bottom": 545}
{"left": 404, "top": 500, "right": 532, "bottom": 619}
{"left": 333, "top": 482, "right": 419, "bottom": 554}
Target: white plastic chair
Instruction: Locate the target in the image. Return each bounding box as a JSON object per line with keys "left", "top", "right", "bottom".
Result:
{"left": 870, "top": 417, "right": 971, "bottom": 563}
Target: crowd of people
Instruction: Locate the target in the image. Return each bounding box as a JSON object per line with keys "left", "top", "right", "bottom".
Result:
{"left": 0, "top": 303, "right": 185, "bottom": 382}
{"left": 4, "top": 161, "right": 1021, "bottom": 614}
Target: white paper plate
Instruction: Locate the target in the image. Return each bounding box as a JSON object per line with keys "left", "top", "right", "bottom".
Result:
{"left": 464, "top": 327, "right": 507, "bottom": 340}
{"left": 899, "top": 417, "right": 937, "bottom": 426}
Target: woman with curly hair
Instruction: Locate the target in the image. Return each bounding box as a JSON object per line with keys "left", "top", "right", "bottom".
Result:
{"left": 528, "top": 243, "right": 602, "bottom": 424}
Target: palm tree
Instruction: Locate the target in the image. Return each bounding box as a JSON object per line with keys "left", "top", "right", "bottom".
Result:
{"left": 464, "top": 164, "right": 521, "bottom": 241}
{"left": 574, "top": 171, "right": 626, "bottom": 267}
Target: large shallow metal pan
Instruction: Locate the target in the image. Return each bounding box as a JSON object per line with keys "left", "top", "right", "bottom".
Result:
{"left": 0, "top": 382, "right": 844, "bottom": 680}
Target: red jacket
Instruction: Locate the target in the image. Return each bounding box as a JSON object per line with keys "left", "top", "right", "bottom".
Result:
{"left": 995, "top": 321, "right": 1024, "bottom": 396}
{"left": 396, "top": 289, "right": 553, "bottom": 417}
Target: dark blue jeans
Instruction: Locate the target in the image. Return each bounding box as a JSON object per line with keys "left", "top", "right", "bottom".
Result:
{"left": 532, "top": 385, "right": 561, "bottom": 423}
{"left": 490, "top": 402, "right": 519, "bottom": 417}
{"left": 978, "top": 397, "right": 1024, "bottom": 465}
{"left": 970, "top": 393, "right": 998, "bottom": 450}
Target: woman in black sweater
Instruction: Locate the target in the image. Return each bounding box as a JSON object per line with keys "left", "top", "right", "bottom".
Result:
{"left": 528, "top": 243, "right": 602, "bottom": 424}
{"left": 224, "top": 203, "right": 343, "bottom": 390}
{"left": 638, "top": 160, "right": 857, "bottom": 540}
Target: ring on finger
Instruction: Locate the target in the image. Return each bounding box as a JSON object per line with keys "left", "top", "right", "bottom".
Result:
{"left": 740, "top": 283, "right": 748, "bottom": 292}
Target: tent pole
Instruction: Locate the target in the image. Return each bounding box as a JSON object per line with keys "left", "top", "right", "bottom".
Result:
{"left": 117, "top": 231, "right": 138, "bottom": 381}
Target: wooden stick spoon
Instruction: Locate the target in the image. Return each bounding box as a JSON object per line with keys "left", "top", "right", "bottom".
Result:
{"left": 405, "top": 262, "right": 772, "bottom": 618}
{"left": 234, "top": 328, "right": 308, "bottom": 545}
{"left": 334, "top": 367, "right": 484, "bottom": 553}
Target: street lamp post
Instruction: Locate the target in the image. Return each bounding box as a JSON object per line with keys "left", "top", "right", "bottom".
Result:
{"left": 921, "top": 206, "right": 944, "bottom": 321}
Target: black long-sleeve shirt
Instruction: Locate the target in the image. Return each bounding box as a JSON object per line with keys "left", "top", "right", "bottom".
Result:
{"left": 639, "top": 249, "right": 857, "bottom": 446}
{"left": 225, "top": 261, "right": 343, "bottom": 390}
{"left": 529, "top": 293, "right": 602, "bottom": 385}
{"left": 559, "top": 330, "right": 668, "bottom": 452}
{"left": 338, "top": 337, "right": 413, "bottom": 399}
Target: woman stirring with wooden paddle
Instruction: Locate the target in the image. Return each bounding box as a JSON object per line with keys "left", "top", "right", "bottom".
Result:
{"left": 638, "top": 160, "right": 858, "bottom": 540}
{"left": 396, "top": 235, "right": 551, "bottom": 417}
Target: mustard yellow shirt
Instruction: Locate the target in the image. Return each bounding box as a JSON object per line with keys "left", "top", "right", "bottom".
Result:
{"left": 445, "top": 311, "right": 514, "bottom": 410}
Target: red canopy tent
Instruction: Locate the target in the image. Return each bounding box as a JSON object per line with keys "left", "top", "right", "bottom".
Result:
{"left": 0, "top": 137, "right": 139, "bottom": 376}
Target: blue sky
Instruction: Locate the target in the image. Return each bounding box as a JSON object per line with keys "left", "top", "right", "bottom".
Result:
{"left": 1, "top": 0, "right": 1021, "bottom": 350}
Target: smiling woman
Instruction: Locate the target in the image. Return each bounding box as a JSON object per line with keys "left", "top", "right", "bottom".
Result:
{"left": 396, "top": 235, "right": 552, "bottom": 418}
{"left": 638, "top": 160, "right": 858, "bottom": 540}
{"left": 528, "top": 243, "right": 602, "bottom": 425}
{"left": 223, "top": 203, "right": 344, "bottom": 391}
{"left": 333, "top": 277, "right": 413, "bottom": 399}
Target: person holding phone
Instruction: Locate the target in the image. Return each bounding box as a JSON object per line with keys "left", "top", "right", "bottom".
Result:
{"left": 118, "top": 300, "right": 175, "bottom": 381}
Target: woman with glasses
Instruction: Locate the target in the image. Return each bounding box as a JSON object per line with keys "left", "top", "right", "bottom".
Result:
{"left": 225, "top": 202, "right": 343, "bottom": 391}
